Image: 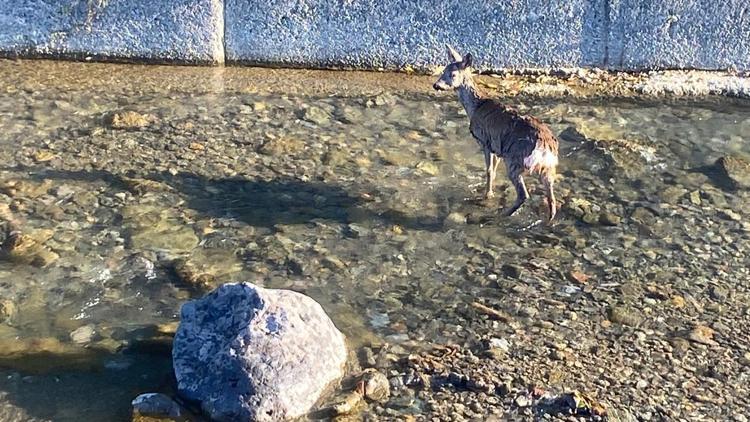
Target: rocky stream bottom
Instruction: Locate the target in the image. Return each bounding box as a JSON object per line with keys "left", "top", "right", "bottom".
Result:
{"left": 0, "top": 60, "right": 749, "bottom": 421}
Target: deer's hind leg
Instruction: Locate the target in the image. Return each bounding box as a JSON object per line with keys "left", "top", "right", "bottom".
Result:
{"left": 539, "top": 169, "right": 557, "bottom": 221}
{"left": 483, "top": 149, "right": 498, "bottom": 199}
{"left": 503, "top": 160, "right": 529, "bottom": 217}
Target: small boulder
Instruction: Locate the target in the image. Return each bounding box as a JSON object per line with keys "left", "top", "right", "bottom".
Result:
{"left": 172, "top": 282, "right": 347, "bottom": 421}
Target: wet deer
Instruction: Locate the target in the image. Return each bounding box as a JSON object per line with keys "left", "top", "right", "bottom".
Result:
{"left": 433, "top": 45, "right": 559, "bottom": 221}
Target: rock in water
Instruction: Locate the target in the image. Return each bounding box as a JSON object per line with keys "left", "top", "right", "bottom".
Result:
{"left": 131, "top": 393, "right": 182, "bottom": 419}
{"left": 172, "top": 282, "right": 347, "bottom": 421}
{"left": 108, "top": 111, "right": 151, "bottom": 129}
{"left": 302, "top": 106, "right": 330, "bottom": 126}
{"left": 715, "top": 155, "right": 750, "bottom": 189}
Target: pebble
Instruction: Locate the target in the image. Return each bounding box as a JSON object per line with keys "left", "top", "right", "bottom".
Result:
{"left": 415, "top": 161, "right": 439, "bottom": 176}
{"left": 131, "top": 393, "right": 182, "bottom": 418}
{"left": 608, "top": 305, "right": 643, "bottom": 326}
{"left": 360, "top": 347, "right": 377, "bottom": 367}
{"left": 109, "top": 111, "right": 150, "bottom": 129}
{"left": 687, "top": 325, "right": 718, "bottom": 346}
{"left": 0, "top": 300, "right": 17, "bottom": 323}
{"left": 303, "top": 106, "right": 330, "bottom": 125}
{"left": 488, "top": 337, "right": 510, "bottom": 352}
{"left": 514, "top": 396, "right": 530, "bottom": 408}
{"left": 444, "top": 212, "right": 467, "bottom": 226}
{"left": 716, "top": 155, "right": 750, "bottom": 189}
{"left": 709, "top": 285, "right": 729, "bottom": 302}
{"left": 501, "top": 264, "right": 524, "bottom": 279}
{"left": 599, "top": 211, "right": 622, "bottom": 226}
{"left": 689, "top": 190, "right": 702, "bottom": 205}
{"left": 69, "top": 325, "right": 95, "bottom": 344}
{"left": 362, "top": 369, "right": 390, "bottom": 402}
{"left": 53, "top": 185, "right": 75, "bottom": 197}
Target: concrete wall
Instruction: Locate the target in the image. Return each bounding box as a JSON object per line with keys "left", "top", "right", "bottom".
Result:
{"left": 0, "top": 0, "right": 224, "bottom": 63}
{"left": 1, "top": 0, "right": 749, "bottom": 71}
{"left": 606, "top": 0, "right": 750, "bottom": 70}
{"left": 225, "top": 0, "right": 606, "bottom": 70}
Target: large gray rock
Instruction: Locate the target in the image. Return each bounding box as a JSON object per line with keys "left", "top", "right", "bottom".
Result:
{"left": 172, "top": 282, "right": 347, "bottom": 421}
{"left": 0, "top": 0, "right": 224, "bottom": 63}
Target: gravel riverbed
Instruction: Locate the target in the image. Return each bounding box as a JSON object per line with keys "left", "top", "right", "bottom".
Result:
{"left": 0, "top": 59, "right": 749, "bottom": 421}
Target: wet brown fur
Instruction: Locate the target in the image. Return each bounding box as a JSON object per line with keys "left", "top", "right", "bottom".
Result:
{"left": 433, "top": 45, "right": 559, "bottom": 221}
{"left": 470, "top": 99, "right": 559, "bottom": 219}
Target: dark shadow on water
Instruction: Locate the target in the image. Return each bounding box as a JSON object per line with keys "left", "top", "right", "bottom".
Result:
{"left": 14, "top": 166, "right": 444, "bottom": 232}
{"left": 171, "top": 173, "right": 359, "bottom": 227}
{"left": 0, "top": 350, "right": 178, "bottom": 422}
{"left": 690, "top": 164, "right": 739, "bottom": 193}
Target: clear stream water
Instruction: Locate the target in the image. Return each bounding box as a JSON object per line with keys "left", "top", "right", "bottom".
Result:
{"left": 0, "top": 60, "right": 749, "bottom": 420}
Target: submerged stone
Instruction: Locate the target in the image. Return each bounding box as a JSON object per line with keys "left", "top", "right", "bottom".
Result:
{"left": 70, "top": 324, "right": 96, "bottom": 344}
{"left": 302, "top": 106, "right": 331, "bottom": 126}
{"left": 0, "top": 232, "right": 59, "bottom": 267}
{"left": 173, "top": 282, "right": 347, "bottom": 421}
{"left": 443, "top": 212, "right": 467, "bottom": 227}
{"left": 108, "top": 111, "right": 152, "bottom": 130}
{"left": 599, "top": 211, "right": 622, "bottom": 226}
{"left": 0, "top": 299, "right": 17, "bottom": 323}
{"left": 608, "top": 305, "right": 643, "bottom": 327}
{"left": 173, "top": 248, "right": 244, "bottom": 292}
{"left": 715, "top": 155, "right": 750, "bottom": 189}
{"left": 258, "top": 137, "right": 305, "bottom": 156}
{"left": 0, "top": 179, "right": 53, "bottom": 198}
{"left": 123, "top": 206, "right": 199, "bottom": 254}
{"left": 131, "top": 393, "right": 183, "bottom": 419}
{"left": 415, "top": 161, "right": 439, "bottom": 176}
{"left": 361, "top": 369, "right": 390, "bottom": 402}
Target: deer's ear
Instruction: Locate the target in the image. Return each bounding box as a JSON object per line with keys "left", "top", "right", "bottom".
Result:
{"left": 460, "top": 53, "right": 473, "bottom": 69}
{"left": 445, "top": 44, "right": 462, "bottom": 62}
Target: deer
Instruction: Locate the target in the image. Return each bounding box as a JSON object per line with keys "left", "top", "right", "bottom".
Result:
{"left": 433, "top": 45, "right": 559, "bottom": 222}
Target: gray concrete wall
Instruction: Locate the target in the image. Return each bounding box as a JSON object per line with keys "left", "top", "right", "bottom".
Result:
{"left": 606, "top": 0, "right": 750, "bottom": 70}
{"left": 225, "top": 0, "right": 606, "bottom": 70}
{"left": 1, "top": 0, "right": 749, "bottom": 71}
{"left": 0, "top": 0, "right": 224, "bottom": 64}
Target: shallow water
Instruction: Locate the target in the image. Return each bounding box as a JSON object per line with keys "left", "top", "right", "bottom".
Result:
{"left": 0, "top": 59, "right": 749, "bottom": 420}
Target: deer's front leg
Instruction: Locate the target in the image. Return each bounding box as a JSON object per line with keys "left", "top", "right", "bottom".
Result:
{"left": 484, "top": 148, "right": 496, "bottom": 199}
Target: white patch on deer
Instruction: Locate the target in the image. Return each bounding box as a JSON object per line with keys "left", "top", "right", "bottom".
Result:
{"left": 524, "top": 147, "right": 558, "bottom": 174}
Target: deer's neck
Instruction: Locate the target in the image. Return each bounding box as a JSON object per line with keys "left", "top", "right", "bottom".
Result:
{"left": 456, "top": 78, "right": 483, "bottom": 118}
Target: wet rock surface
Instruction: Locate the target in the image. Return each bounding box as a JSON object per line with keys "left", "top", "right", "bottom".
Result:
{"left": 172, "top": 282, "right": 347, "bottom": 421}
{"left": 0, "top": 60, "right": 749, "bottom": 420}
{"left": 715, "top": 155, "right": 750, "bottom": 189}
{"left": 131, "top": 393, "right": 183, "bottom": 419}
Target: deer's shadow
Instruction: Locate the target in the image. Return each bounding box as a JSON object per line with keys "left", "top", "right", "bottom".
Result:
{"left": 19, "top": 167, "right": 443, "bottom": 232}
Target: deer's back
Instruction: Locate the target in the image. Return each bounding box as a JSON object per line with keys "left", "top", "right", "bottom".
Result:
{"left": 469, "top": 99, "right": 558, "bottom": 161}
